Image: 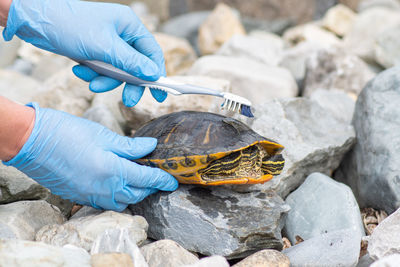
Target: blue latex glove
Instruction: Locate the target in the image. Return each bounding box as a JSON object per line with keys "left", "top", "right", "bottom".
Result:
{"left": 3, "top": 103, "right": 178, "bottom": 211}
{"left": 3, "top": 0, "right": 167, "bottom": 107}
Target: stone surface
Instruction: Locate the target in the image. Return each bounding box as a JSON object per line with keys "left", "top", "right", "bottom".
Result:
{"left": 283, "top": 229, "right": 361, "bottom": 267}
{"left": 371, "top": 254, "right": 400, "bottom": 267}
{"left": 233, "top": 249, "right": 290, "bottom": 267}
{"left": 0, "top": 200, "right": 64, "bottom": 240}
{"left": 283, "top": 23, "right": 342, "bottom": 48}
{"left": 0, "top": 163, "right": 49, "bottom": 204}
{"left": 358, "top": 0, "right": 400, "bottom": 12}
{"left": 198, "top": 3, "right": 245, "bottom": 55}
{"left": 357, "top": 253, "right": 375, "bottom": 267}
{"left": 6, "top": 58, "right": 33, "bottom": 76}
{"left": 322, "top": 4, "right": 356, "bottom": 36}
{"left": 233, "top": 97, "right": 355, "bottom": 198}
{"left": 31, "top": 54, "right": 75, "bottom": 82}
{"left": 130, "top": 185, "right": 289, "bottom": 259}
{"left": 375, "top": 24, "right": 400, "bottom": 68}
{"left": 0, "top": 69, "right": 43, "bottom": 104}
{"left": 368, "top": 207, "right": 400, "bottom": 260}
{"left": 279, "top": 41, "right": 325, "bottom": 86}
{"left": 216, "top": 33, "right": 284, "bottom": 66}
{"left": 120, "top": 75, "right": 230, "bottom": 130}
{"left": 182, "top": 256, "right": 229, "bottom": 267}
{"left": 154, "top": 33, "right": 197, "bottom": 75}
{"left": 309, "top": 89, "right": 356, "bottom": 124}
{"left": 36, "top": 211, "right": 148, "bottom": 251}
{"left": 83, "top": 106, "right": 124, "bottom": 135}
{"left": 344, "top": 7, "right": 400, "bottom": 63}
{"left": 0, "top": 28, "right": 21, "bottom": 68}
{"left": 140, "top": 239, "right": 199, "bottom": 267}
{"left": 91, "top": 253, "right": 134, "bottom": 267}
{"left": 188, "top": 55, "right": 298, "bottom": 105}
{"left": 90, "top": 85, "right": 126, "bottom": 128}
{"left": 0, "top": 239, "right": 91, "bottom": 267}
{"left": 91, "top": 228, "right": 148, "bottom": 267}
{"left": 336, "top": 66, "right": 400, "bottom": 213}
{"left": 160, "top": 11, "right": 210, "bottom": 53}
{"left": 284, "top": 172, "right": 365, "bottom": 244}
{"left": 303, "top": 46, "right": 375, "bottom": 98}
{"left": 33, "top": 67, "right": 95, "bottom": 117}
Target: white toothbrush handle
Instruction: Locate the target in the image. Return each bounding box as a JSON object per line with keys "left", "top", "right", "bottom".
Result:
{"left": 75, "top": 60, "right": 223, "bottom": 97}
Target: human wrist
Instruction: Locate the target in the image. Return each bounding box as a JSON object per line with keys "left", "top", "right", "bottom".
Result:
{"left": 0, "top": 97, "right": 35, "bottom": 161}
{"left": 0, "top": 0, "right": 12, "bottom": 27}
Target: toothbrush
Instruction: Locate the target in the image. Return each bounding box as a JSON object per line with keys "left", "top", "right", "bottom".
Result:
{"left": 74, "top": 60, "right": 254, "bottom": 118}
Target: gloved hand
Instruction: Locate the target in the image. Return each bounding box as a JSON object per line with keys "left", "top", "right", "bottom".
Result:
{"left": 3, "top": 0, "right": 166, "bottom": 107}
{"left": 3, "top": 103, "right": 178, "bottom": 211}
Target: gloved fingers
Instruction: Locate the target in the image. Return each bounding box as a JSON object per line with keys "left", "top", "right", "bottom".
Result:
{"left": 107, "top": 36, "right": 160, "bottom": 81}
{"left": 107, "top": 136, "right": 157, "bottom": 160}
{"left": 122, "top": 160, "right": 178, "bottom": 191}
{"left": 115, "top": 186, "right": 158, "bottom": 204}
{"left": 150, "top": 88, "right": 168, "bottom": 103}
{"left": 122, "top": 83, "right": 145, "bottom": 107}
{"left": 72, "top": 64, "right": 99, "bottom": 82}
{"left": 89, "top": 76, "right": 123, "bottom": 93}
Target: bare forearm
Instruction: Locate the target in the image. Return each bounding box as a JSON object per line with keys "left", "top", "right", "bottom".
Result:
{"left": 0, "top": 96, "right": 35, "bottom": 161}
{"left": 0, "top": 0, "right": 12, "bottom": 26}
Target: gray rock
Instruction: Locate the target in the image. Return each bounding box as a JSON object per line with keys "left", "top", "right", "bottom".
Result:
{"left": 279, "top": 41, "right": 326, "bottom": 87}
{"left": 242, "top": 18, "right": 293, "bottom": 35}
{"left": 283, "top": 23, "right": 342, "bottom": 48}
{"left": 0, "top": 239, "right": 91, "bottom": 267}
{"left": 358, "top": 253, "right": 375, "bottom": 267}
{"left": 6, "top": 58, "right": 33, "bottom": 76}
{"left": 303, "top": 46, "right": 376, "bottom": 98}
{"left": 358, "top": 0, "right": 400, "bottom": 12}
{"left": 344, "top": 7, "right": 400, "bottom": 63}
{"left": 33, "top": 67, "right": 95, "bottom": 117}
{"left": 83, "top": 106, "right": 124, "bottom": 135}
{"left": 140, "top": 239, "right": 199, "bottom": 267}
{"left": 188, "top": 55, "right": 298, "bottom": 105}
{"left": 0, "top": 200, "right": 65, "bottom": 240}
{"left": 375, "top": 24, "right": 400, "bottom": 68}
{"left": 91, "top": 228, "right": 148, "bottom": 267}
{"left": 182, "top": 256, "right": 229, "bottom": 267}
{"left": 216, "top": 33, "right": 284, "bottom": 67}
{"left": 232, "top": 97, "right": 355, "bottom": 198}
{"left": 336, "top": 66, "right": 400, "bottom": 213}
{"left": 0, "top": 28, "right": 21, "bottom": 68}
{"left": 36, "top": 211, "right": 148, "bottom": 251}
{"left": 371, "top": 254, "right": 400, "bottom": 267}
{"left": 309, "top": 89, "right": 356, "bottom": 124}
{"left": 368, "top": 207, "right": 400, "bottom": 260}
{"left": 233, "top": 249, "right": 290, "bottom": 267}
{"left": 70, "top": 205, "right": 104, "bottom": 219}
{"left": 90, "top": 85, "right": 126, "bottom": 129}
{"left": 284, "top": 172, "right": 365, "bottom": 244}
{"left": 0, "top": 69, "right": 43, "bottom": 104}
{"left": 31, "top": 54, "right": 75, "bottom": 82}
{"left": 130, "top": 185, "right": 289, "bottom": 259}
{"left": 0, "top": 163, "right": 49, "bottom": 204}
{"left": 161, "top": 11, "right": 210, "bottom": 54}
{"left": 283, "top": 229, "right": 361, "bottom": 267}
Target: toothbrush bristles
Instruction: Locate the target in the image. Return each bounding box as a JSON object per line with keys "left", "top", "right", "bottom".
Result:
{"left": 221, "top": 97, "right": 254, "bottom": 118}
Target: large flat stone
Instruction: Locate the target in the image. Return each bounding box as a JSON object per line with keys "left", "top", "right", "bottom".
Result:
{"left": 335, "top": 66, "right": 400, "bottom": 213}
{"left": 130, "top": 185, "right": 289, "bottom": 259}
{"left": 284, "top": 172, "right": 365, "bottom": 244}
{"left": 283, "top": 229, "right": 361, "bottom": 267}
{"left": 36, "top": 211, "right": 148, "bottom": 251}
{"left": 0, "top": 200, "right": 64, "bottom": 240}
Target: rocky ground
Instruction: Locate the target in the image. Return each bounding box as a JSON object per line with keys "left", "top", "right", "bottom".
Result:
{"left": 1, "top": 0, "right": 400, "bottom": 266}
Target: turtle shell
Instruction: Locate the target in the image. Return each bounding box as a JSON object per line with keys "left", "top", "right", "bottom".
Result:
{"left": 133, "top": 111, "right": 284, "bottom": 185}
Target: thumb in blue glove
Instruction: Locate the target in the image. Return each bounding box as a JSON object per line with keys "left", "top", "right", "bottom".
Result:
{"left": 3, "top": 0, "right": 167, "bottom": 106}
{"left": 3, "top": 103, "right": 178, "bottom": 211}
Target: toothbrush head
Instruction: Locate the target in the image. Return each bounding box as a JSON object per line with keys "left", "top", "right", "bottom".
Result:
{"left": 221, "top": 93, "right": 254, "bottom": 118}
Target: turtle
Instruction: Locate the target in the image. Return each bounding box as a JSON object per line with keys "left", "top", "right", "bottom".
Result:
{"left": 133, "top": 111, "right": 285, "bottom": 185}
